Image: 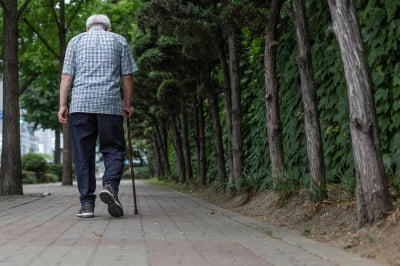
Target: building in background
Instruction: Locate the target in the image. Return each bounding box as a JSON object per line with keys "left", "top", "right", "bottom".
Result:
{"left": 34, "top": 129, "right": 55, "bottom": 156}
{"left": 20, "top": 115, "right": 39, "bottom": 154}
{"left": 0, "top": 79, "right": 53, "bottom": 158}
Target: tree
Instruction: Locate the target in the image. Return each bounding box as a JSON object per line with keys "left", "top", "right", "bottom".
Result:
{"left": 130, "top": 30, "right": 172, "bottom": 179}
{"left": 137, "top": 0, "right": 218, "bottom": 184}
{"left": 203, "top": 70, "right": 226, "bottom": 184}
{"left": 20, "top": 77, "right": 61, "bottom": 164}
{"left": 291, "top": 0, "right": 326, "bottom": 198}
{"left": 327, "top": 0, "right": 391, "bottom": 227}
{"left": 193, "top": 89, "right": 207, "bottom": 185}
{"left": 180, "top": 1, "right": 228, "bottom": 185}
{"left": 221, "top": 0, "right": 244, "bottom": 193}
{"left": 21, "top": 0, "right": 95, "bottom": 185}
{"left": 180, "top": 91, "right": 194, "bottom": 182}
{"left": 264, "top": 0, "right": 284, "bottom": 178}
{"left": 158, "top": 79, "right": 187, "bottom": 183}
{"left": 174, "top": 12, "right": 226, "bottom": 185}
{"left": 0, "top": 0, "right": 31, "bottom": 196}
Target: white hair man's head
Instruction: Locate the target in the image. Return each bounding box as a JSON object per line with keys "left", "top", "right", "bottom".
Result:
{"left": 86, "top": 14, "right": 111, "bottom": 30}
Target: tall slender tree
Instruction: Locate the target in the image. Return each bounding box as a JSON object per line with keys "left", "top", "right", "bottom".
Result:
{"left": 22, "top": 0, "right": 89, "bottom": 185}
{"left": 327, "top": 0, "right": 391, "bottom": 227}
{"left": 193, "top": 89, "right": 207, "bottom": 185}
{"left": 203, "top": 69, "right": 226, "bottom": 184}
{"left": 221, "top": 0, "right": 243, "bottom": 193}
{"left": 180, "top": 97, "right": 193, "bottom": 181}
{"left": 150, "top": 115, "right": 170, "bottom": 178}
{"left": 292, "top": 0, "right": 326, "bottom": 198}
{"left": 138, "top": 0, "right": 226, "bottom": 184}
{"left": 215, "top": 31, "right": 233, "bottom": 185}
{"left": 0, "top": 0, "right": 31, "bottom": 196}
{"left": 264, "top": 0, "right": 284, "bottom": 178}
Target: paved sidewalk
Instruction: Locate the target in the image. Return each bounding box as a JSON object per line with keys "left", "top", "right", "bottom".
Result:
{"left": 0, "top": 180, "right": 381, "bottom": 266}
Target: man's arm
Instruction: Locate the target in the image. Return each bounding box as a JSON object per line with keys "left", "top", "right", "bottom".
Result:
{"left": 57, "top": 74, "right": 73, "bottom": 125}
{"left": 122, "top": 73, "right": 134, "bottom": 118}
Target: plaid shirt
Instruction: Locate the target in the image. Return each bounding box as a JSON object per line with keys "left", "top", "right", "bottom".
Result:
{"left": 62, "top": 26, "right": 138, "bottom": 115}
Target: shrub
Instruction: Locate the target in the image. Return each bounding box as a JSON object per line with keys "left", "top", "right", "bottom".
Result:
{"left": 239, "top": 169, "right": 272, "bottom": 204}
{"left": 21, "top": 153, "right": 49, "bottom": 182}
{"left": 43, "top": 173, "right": 60, "bottom": 183}
{"left": 122, "top": 166, "right": 151, "bottom": 180}
{"left": 274, "top": 170, "right": 300, "bottom": 206}
{"left": 47, "top": 163, "right": 63, "bottom": 181}
{"left": 22, "top": 170, "right": 37, "bottom": 184}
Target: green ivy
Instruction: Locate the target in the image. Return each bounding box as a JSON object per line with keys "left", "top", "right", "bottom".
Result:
{"left": 134, "top": 0, "right": 400, "bottom": 196}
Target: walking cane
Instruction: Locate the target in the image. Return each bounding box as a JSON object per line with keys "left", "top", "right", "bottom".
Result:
{"left": 126, "top": 117, "right": 139, "bottom": 215}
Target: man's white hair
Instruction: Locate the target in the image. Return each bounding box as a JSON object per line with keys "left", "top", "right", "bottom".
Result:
{"left": 86, "top": 14, "right": 111, "bottom": 29}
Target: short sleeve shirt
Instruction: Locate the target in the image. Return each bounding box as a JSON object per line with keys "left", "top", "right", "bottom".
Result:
{"left": 62, "top": 26, "right": 138, "bottom": 115}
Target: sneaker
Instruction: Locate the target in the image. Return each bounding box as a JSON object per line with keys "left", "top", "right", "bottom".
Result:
{"left": 77, "top": 202, "right": 94, "bottom": 218}
{"left": 99, "top": 185, "right": 124, "bottom": 217}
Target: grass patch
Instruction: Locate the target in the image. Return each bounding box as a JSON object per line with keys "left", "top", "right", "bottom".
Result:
{"left": 122, "top": 166, "right": 151, "bottom": 179}
{"left": 361, "top": 234, "right": 377, "bottom": 243}
{"left": 145, "top": 177, "right": 170, "bottom": 186}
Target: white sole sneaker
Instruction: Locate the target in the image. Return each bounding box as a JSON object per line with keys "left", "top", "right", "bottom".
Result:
{"left": 99, "top": 189, "right": 124, "bottom": 217}
{"left": 77, "top": 210, "right": 94, "bottom": 218}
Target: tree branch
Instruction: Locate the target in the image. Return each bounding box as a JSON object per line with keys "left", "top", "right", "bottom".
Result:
{"left": 50, "top": 0, "right": 61, "bottom": 30}
{"left": 66, "top": 0, "right": 84, "bottom": 31}
{"left": 17, "top": 0, "right": 32, "bottom": 20}
{"left": 19, "top": 74, "right": 37, "bottom": 96}
{"left": 283, "top": 2, "right": 295, "bottom": 24}
{"left": 22, "top": 17, "right": 60, "bottom": 60}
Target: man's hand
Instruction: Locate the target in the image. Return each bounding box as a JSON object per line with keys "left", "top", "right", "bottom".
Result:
{"left": 58, "top": 106, "right": 69, "bottom": 125}
{"left": 124, "top": 106, "right": 133, "bottom": 119}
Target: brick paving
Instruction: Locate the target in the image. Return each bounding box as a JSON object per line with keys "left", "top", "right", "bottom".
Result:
{"left": 0, "top": 180, "right": 381, "bottom": 266}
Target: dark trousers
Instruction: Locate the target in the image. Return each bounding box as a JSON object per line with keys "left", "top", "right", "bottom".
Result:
{"left": 70, "top": 113, "right": 126, "bottom": 204}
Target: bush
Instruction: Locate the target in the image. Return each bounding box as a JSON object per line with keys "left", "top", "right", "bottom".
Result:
{"left": 48, "top": 163, "right": 62, "bottom": 181}
{"left": 43, "top": 173, "right": 60, "bottom": 183}
{"left": 22, "top": 170, "right": 37, "bottom": 184}
{"left": 273, "top": 170, "right": 300, "bottom": 206}
{"left": 21, "top": 153, "right": 49, "bottom": 182}
{"left": 239, "top": 169, "right": 272, "bottom": 204}
{"left": 122, "top": 166, "right": 151, "bottom": 179}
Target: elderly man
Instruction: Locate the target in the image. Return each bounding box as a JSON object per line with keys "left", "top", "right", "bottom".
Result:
{"left": 57, "top": 14, "right": 138, "bottom": 218}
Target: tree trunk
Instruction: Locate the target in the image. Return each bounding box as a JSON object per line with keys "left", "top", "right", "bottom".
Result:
{"left": 197, "top": 94, "right": 207, "bottom": 185}
{"left": 293, "top": 0, "right": 325, "bottom": 198}
{"left": 193, "top": 94, "right": 201, "bottom": 179}
{"left": 58, "top": 0, "right": 73, "bottom": 185}
{"left": 151, "top": 116, "right": 170, "bottom": 178}
{"left": 264, "top": 0, "right": 284, "bottom": 178}
{"left": 159, "top": 119, "right": 170, "bottom": 176}
{"left": 152, "top": 122, "right": 163, "bottom": 177}
{"left": 181, "top": 102, "right": 193, "bottom": 181}
{"left": 327, "top": 0, "right": 391, "bottom": 228}
{"left": 217, "top": 28, "right": 234, "bottom": 188}
{"left": 61, "top": 124, "right": 73, "bottom": 185}
{"left": 204, "top": 71, "right": 226, "bottom": 184}
{"left": 54, "top": 129, "right": 61, "bottom": 164}
{"left": 0, "top": 0, "right": 23, "bottom": 195}
{"left": 228, "top": 28, "right": 242, "bottom": 191}
{"left": 170, "top": 112, "right": 186, "bottom": 183}
{"left": 216, "top": 0, "right": 236, "bottom": 189}
{"left": 224, "top": 14, "right": 243, "bottom": 193}
{"left": 151, "top": 128, "right": 162, "bottom": 177}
